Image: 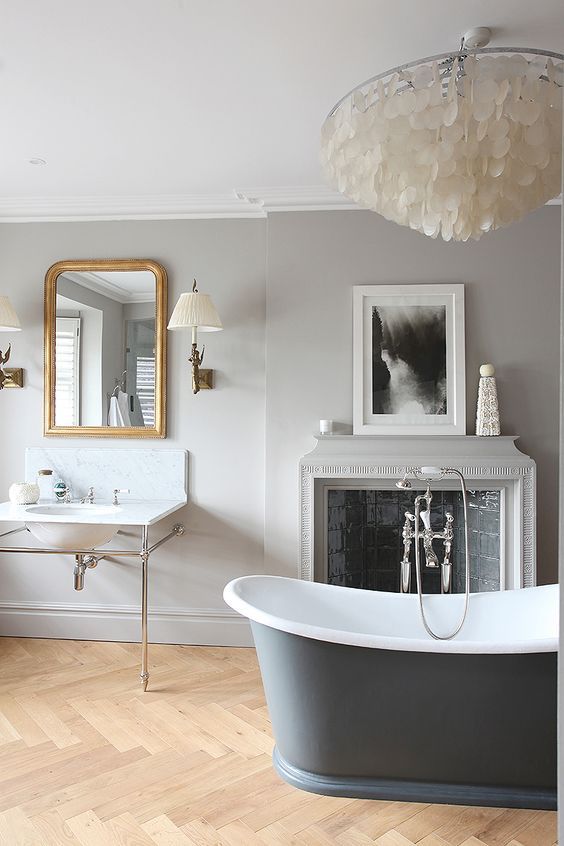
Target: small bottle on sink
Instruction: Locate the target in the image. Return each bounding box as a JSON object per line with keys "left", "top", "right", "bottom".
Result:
{"left": 37, "top": 469, "right": 55, "bottom": 502}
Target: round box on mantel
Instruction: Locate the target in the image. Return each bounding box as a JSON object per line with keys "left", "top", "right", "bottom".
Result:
{"left": 9, "top": 482, "right": 40, "bottom": 505}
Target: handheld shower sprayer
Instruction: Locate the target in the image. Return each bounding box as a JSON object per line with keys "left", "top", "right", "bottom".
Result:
{"left": 397, "top": 466, "right": 470, "bottom": 641}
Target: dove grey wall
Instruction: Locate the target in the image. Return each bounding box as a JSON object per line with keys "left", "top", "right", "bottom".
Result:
{"left": 0, "top": 204, "right": 560, "bottom": 646}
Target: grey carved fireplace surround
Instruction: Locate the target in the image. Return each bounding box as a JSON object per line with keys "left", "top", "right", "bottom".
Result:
{"left": 299, "top": 436, "right": 535, "bottom": 593}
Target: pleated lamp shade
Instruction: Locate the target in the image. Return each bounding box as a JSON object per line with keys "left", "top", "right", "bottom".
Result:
{"left": 167, "top": 292, "right": 222, "bottom": 332}
{"left": 0, "top": 297, "right": 21, "bottom": 332}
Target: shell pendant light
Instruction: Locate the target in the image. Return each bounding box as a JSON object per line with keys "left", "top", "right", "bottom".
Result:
{"left": 320, "top": 30, "right": 563, "bottom": 241}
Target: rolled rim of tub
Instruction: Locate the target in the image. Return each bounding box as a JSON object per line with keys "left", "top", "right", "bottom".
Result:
{"left": 223, "top": 576, "right": 558, "bottom": 655}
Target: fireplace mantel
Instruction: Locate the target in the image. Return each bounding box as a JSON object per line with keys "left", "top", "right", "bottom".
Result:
{"left": 299, "top": 435, "right": 535, "bottom": 588}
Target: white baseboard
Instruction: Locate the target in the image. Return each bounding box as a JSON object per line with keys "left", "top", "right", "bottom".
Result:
{"left": 0, "top": 601, "right": 253, "bottom": 647}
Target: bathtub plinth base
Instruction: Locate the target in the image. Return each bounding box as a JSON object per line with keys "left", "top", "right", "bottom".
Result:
{"left": 273, "top": 748, "right": 557, "bottom": 811}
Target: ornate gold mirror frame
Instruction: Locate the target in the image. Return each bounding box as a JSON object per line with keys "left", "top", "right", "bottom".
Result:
{"left": 44, "top": 259, "right": 167, "bottom": 438}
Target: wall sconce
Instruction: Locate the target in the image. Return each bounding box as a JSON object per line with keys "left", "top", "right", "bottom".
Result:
{"left": 167, "top": 279, "right": 223, "bottom": 394}
{"left": 0, "top": 296, "right": 23, "bottom": 389}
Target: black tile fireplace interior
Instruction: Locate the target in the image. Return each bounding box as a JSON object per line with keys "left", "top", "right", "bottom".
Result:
{"left": 326, "top": 487, "right": 501, "bottom": 593}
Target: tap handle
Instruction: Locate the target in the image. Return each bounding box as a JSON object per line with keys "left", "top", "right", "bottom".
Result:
{"left": 80, "top": 486, "right": 95, "bottom": 504}
{"left": 113, "top": 488, "right": 130, "bottom": 505}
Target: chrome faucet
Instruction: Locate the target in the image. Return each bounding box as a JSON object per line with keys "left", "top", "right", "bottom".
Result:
{"left": 80, "top": 487, "right": 95, "bottom": 504}
{"left": 399, "top": 485, "right": 454, "bottom": 594}
{"left": 395, "top": 467, "right": 471, "bottom": 641}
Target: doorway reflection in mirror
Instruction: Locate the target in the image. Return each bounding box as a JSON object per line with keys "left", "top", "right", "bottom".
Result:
{"left": 54, "top": 270, "right": 156, "bottom": 428}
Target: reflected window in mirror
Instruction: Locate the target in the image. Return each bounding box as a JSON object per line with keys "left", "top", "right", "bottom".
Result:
{"left": 45, "top": 260, "right": 166, "bottom": 438}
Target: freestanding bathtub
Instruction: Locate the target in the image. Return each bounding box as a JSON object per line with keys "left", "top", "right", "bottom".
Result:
{"left": 223, "top": 576, "right": 558, "bottom": 810}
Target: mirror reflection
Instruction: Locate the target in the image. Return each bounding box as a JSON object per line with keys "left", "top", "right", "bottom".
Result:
{"left": 45, "top": 260, "right": 167, "bottom": 437}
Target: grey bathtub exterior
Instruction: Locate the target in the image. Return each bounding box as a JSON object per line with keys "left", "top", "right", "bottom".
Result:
{"left": 251, "top": 621, "right": 557, "bottom": 810}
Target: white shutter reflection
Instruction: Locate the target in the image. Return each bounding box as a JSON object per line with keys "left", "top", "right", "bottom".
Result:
{"left": 55, "top": 317, "right": 81, "bottom": 426}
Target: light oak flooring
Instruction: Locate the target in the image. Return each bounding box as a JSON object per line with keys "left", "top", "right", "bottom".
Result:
{"left": 0, "top": 637, "right": 557, "bottom": 846}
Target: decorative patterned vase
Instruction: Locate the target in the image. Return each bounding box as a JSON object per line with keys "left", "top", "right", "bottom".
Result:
{"left": 53, "top": 480, "right": 69, "bottom": 501}
{"left": 476, "top": 363, "right": 501, "bottom": 436}
{"left": 9, "top": 482, "right": 40, "bottom": 505}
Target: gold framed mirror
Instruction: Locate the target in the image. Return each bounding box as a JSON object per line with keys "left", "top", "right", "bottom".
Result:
{"left": 44, "top": 259, "right": 167, "bottom": 438}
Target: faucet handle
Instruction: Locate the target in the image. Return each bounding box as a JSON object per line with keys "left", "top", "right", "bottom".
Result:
{"left": 113, "top": 488, "right": 130, "bottom": 506}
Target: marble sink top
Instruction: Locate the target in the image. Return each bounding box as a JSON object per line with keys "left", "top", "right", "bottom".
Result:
{"left": 0, "top": 499, "right": 186, "bottom": 527}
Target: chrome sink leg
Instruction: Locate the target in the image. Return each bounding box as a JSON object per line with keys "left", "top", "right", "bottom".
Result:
{"left": 140, "top": 524, "right": 150, "bottom": 692}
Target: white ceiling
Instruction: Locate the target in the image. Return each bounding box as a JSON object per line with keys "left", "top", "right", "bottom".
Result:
{"left": 1, "top": 0, "right": 563, "bottom": 217}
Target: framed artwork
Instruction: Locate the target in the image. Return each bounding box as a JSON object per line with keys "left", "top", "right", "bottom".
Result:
{"left": 353, "top": 284, "right": 465, "bottom": 435}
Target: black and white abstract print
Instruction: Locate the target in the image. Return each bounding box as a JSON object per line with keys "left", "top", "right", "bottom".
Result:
{"left": 372, "top": 304, "right": 447, "bottom": 416}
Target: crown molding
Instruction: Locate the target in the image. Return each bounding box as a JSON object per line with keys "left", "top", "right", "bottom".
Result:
{"left": 0, "top": 194, "right": 266, "bottom": 222}
{"left": 234, "top": 185, "right": 360, "bottom": 213}
{"left": 237, "top": 186, "right": 562, "bottom": 211}
{"left": 0, "top": 187, "right": 359, "bottom": 222}
{"left": 62, "top": 270, "right": 154, "bottom": 304}
{"left": 0, "top": 187, "right": 559, "bottom": 223}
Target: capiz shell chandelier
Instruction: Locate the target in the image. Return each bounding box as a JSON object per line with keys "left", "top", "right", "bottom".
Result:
{"left": 320, "top": 33, "right": 563, "bottom": 241}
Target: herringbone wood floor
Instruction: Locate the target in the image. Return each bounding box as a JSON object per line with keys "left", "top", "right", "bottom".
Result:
{"left": 0, "top": 638, "right": 557, "bottom": 846}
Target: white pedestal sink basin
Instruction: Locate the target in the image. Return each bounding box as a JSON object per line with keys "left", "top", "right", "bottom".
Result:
{"left": 24, "top": 504, "right": 122, "bottom": 549}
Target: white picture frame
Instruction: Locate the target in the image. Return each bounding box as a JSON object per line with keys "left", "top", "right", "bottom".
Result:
{"left": 353, "top": 284, "right": 465, "bottom": 435}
